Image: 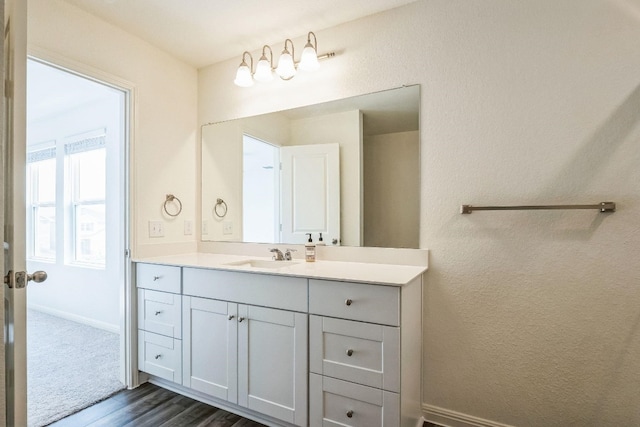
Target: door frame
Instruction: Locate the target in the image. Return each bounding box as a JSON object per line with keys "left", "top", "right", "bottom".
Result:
{"left": 27, "top": 46, "right": 137, "bottom": 389}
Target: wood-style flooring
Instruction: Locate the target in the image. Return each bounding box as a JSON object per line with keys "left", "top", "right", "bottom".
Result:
{"left": 48, "top": 382, "right": 266, "bottom": 427}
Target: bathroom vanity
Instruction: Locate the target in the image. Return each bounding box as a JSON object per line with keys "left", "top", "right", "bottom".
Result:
{"left": 134, "top": 252, "right": 426, "bottom": 427}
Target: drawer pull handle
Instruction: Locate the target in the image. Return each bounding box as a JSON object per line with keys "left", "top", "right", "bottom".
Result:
{"left": 345, "top": 299, "right": 353, "bottom": 306}
{"left": 154, "top": 354, "right": 162, "bottom": 360}
{"left": 153, "top": 275, "right": 162, "bottom": 281}
{"left": 228, "top": 315, "right": 235, "bottom": 320}
{"left": 238, "top": 317, "right": 245, "bottom": 322}
{"left": 346, "top": 349, "right": 354, "bottom": 357}
{"left": 154, "top": 311, "right": 162, "bottom": 316}
{"left": 346, "top": 410, "right": 354, "bottom": 418}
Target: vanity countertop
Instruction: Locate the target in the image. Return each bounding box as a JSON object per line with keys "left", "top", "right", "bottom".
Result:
{"left": 133, "top": 252, "right": 427, "bottom": 286}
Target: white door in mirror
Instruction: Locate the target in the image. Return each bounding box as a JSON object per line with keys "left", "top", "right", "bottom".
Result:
{"left": 280, "top": 143, "right": 340, "bottom": 245}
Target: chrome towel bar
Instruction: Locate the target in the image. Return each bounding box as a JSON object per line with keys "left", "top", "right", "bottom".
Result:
{"left": 460, "top": 202, "right": 616, "bottom": 214}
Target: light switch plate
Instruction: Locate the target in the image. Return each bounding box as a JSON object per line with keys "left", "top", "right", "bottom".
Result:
{"left": 149, "top": 220, "right": 164, "bottom": 237}
{"left": 184, "top": 220, "right": 193, "bottom": 235}
{"left": 223, "top": 221, "right": 233, "bottom": 235}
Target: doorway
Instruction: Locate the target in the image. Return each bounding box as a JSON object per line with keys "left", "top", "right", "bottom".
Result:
{"left": 242, "top": 134, "right": 279, "bottom": 243}
{"left": 24, "top": 58, "right": 128, "bottom": 426}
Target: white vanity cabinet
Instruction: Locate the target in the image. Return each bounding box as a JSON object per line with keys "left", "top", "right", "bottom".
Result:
{"left": 136, "top": 263, "right": 182, "bottom": 384}
{"left": 308, "top": 278, "right": 423, "bottom": 427}
{"left": 182, "top": 267, "right": 308, "bottom": 427}
{"left": 134, "top": 257, "right": 425, "bottom": 427}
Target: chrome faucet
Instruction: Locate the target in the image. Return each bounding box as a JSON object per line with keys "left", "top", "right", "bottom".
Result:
{"left": 269, "top": 248, "right": 285, "bottom": 261}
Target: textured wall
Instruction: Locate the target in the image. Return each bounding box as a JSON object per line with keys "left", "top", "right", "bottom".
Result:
{"left": 199, "top": 1, "right": 640, "bottom": 425}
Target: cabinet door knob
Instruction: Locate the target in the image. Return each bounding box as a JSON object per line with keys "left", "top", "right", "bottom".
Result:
{"left": 346, "top": 410, "right": 354, "bottom": 418}
{"left": 238, "top": 317, "right": 245, "bottom": 322}
{"left": 228, "top": 315, "right": 235, "bottom": 320}
{"left": 346, "top": 349, "right": 354, "bottom": 357}
{"left": 345, "top": 299, "right": 353, "bottom": 306}
{"left": 153, "top": 275, "right": 161, "bottom": 281}
{"left": 154, "top": 354, "right": 162, "bottom": 360}
{"left": 154, "top": 310, "right": 162, "bottom": 316}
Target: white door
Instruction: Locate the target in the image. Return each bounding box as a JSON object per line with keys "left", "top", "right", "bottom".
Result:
{"left": 2, "top": 1, "right": 34, "bottom": 425}
{"left": 182, "top": 296, "right": 238, "bottom": 403}
{"left": 280, "top": 143, "right": 340, "bottom": 245}
{"left": 237, "top": 305, "right": 307, "bottom": 426}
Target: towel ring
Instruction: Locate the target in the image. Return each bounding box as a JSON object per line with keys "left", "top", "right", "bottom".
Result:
{"left": 214, "top": 198, "right": 228, "bottom": 218}
{"left": 163, "top": 194, "right": 182, "bottom": 217}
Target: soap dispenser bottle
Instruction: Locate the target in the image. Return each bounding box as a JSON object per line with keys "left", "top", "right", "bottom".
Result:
{"left": 317, "top": 233, "right": 325, "bottom": 246}
{"left": 305, "top": 233, "right": 316, "bottom": 262}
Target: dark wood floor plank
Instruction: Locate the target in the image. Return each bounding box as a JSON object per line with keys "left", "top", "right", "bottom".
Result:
{"left": 50, "top": 383, "right": 162, "bottom": 427}
{"left": 84, "top": 386, "right": 179, "bottom": 427}
{"left": 159, "top": 401, "right": 228, "bottom": 427}
{"left": 49, "top": 383, "right": 266, "bottom": 427}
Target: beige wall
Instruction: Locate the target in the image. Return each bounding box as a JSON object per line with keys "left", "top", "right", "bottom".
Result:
{"left": 199, "top": 1, "right": 640, "bottom": 425}
{"left": 364, "top": 130, "right": 419, "bottom": 249}
{"left": 28, "top": 0, "right": 199, "bottom": 258}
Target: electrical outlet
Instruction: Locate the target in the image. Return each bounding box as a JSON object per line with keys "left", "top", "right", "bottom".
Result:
{"left": 149, "top": 220, "right": 164, "bottom": 237}
{"left": 184, "top": 220, "right": 193, "bottom": 235}
{"left": 202, "top": 220, "right": 209, "bottom": 235}
{"left": 223, "top": 221, "right": 233, "bottom": 235}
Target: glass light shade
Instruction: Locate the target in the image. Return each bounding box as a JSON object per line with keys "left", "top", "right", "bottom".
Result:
{"left": 299, "top": 44, "right": 320, "bottom": 71}
{"left": 234, "top": 63, "right": 254, "bottom": 87}
{"left": 276, "top": 51, "right": 296, "bottom": 80}
{"left": 254, "top": 57, "right": 274, "bottom": 82}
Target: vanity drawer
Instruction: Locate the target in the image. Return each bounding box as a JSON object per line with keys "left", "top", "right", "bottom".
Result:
{"left": 136, "top": 263, "right": 181, "bottom": 293}
{"left": 310, "top": 373, "right": 399, "bottom": 427}
{"left": 310, "top": 316, "right": 399, "bottom": 393}
{"left": 138, "top": 289, "right": 182, "bottom": 339}
{"left": 138, "top": 331, "right": 182, "bottom": 384}
{"left": 309, "top": 280, "right": 399, "bottom": 326}
{"left": 183, "top": 267, "right": 307, "bottom": 312}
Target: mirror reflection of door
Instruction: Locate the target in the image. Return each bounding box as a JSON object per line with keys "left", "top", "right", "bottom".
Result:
{"left": 242, "top": 135, "right": 279, "bottom": 243}
{"left": 280, "top": 143, "right": 340, "bottom": 245}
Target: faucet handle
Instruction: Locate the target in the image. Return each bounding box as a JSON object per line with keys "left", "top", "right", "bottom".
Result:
{"left": 284, "top": 248, "right": 297, "bottom": 261}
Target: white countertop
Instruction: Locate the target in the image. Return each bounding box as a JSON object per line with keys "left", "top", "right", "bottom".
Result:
{"left": 133, "top": 253, "right": 427, "bottom": 286}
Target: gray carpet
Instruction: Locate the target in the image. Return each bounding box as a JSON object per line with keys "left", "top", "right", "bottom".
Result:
{"left": 27, "top": 309, "right": 125, "bottom": 427}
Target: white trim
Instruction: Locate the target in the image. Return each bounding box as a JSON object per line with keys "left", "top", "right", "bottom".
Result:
{"left": 27, "top": 304, "right": 119, "bottom": 334}
{"left": 423, "top": 404, "right": 516, "bottom": 427}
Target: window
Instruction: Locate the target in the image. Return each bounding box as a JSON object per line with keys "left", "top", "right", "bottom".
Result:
{"left": 26, "top": 133, "right": 107, "bottom": 267}
{"left": 67, "top": 136, "right": 106, "bottom": 266}
{"left": 27, "top": 146, "right": 57, "bottom": 261}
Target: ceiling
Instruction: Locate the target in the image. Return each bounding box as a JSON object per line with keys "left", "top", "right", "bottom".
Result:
{"left": 60, "top": 0, "right": 419, "bottom": 68}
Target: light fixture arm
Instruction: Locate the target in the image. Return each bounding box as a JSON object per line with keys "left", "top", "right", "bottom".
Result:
{"left": 306, "top": 31, "right": 317, "bottom": 51}
{"left": 261, "top": 45, "right": 273, "bottom": 69}
{"left": 241, "top": 51, "right": 254, "bottom": 71}
{"left": 283, "top": 39, "right": 295, "bottom": 59}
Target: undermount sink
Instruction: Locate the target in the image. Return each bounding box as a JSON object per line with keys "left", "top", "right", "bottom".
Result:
{"left": 224, "top": 259, "right": 301, "bottom": 269}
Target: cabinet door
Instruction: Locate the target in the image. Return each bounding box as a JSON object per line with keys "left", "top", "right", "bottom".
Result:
{"left": 182, "top": 296, "right": 238, "bottom": 403}
{"left": 238, "top": 305, "right": 308, "bottom": 426}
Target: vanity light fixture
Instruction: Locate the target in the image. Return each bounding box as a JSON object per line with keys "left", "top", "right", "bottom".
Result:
{"left": 275, "top": 39, "right": 297, "bottom": 80}
{"left": 233, "top": 31, "right": 333, "bottom": 87}
{"left": 233, "top": 51, "right": 254, "bottom": 87}
{"left": 254, "top": 45, "right": 274, "bottom": 82}
{"left": 299, "top": 31, "right": 320, "bottom": 71}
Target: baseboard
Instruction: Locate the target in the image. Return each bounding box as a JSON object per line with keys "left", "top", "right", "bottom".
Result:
{"left": 28, "top": 304, "right": 120, "bottom": 334}
{"left": 423, "top": 404, "right": 515, "bottom": 427}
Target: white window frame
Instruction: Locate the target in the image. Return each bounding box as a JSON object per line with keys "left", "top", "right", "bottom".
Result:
{"left": 26, "top": 143, "right": 57, "bottom": 263}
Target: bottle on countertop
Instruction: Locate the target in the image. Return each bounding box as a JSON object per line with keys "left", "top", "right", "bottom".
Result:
{"left": 305, "top": 233, "right": 316, "bottom": 262}
{"left": 317, "top": 233, "right": 325, "bottom": 246}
